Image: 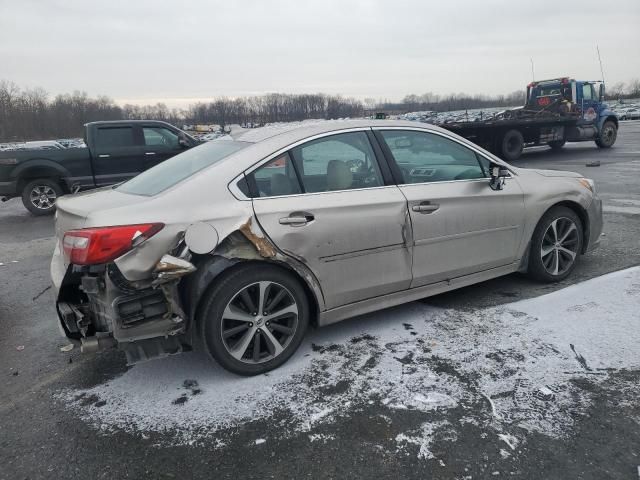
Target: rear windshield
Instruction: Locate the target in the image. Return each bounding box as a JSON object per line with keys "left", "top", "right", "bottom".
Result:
{"left": 117, "top": 140, "right": 249, "bottom": 196}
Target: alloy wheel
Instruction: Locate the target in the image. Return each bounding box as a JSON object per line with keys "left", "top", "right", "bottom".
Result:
{"left": 29, "top": 185, "right": 57, "bottom": 210}
{"left": 221, "top": 281, "right": 299, "bottom": 364}
{"left": 540, "top": 217, "right": 580, "bottom": 276}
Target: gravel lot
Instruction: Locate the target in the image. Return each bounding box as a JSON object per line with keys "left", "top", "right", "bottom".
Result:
{"left": 1, "top": 122, "right": 639, "bottom": 480}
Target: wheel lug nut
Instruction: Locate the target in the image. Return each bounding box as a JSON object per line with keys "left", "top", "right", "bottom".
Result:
{"left": 249, "top": 323, "right": 253, "bottom": 327}
{"left": 252, "top": 312, "right": 257, "bottom": 316}
{"left": 266, "top": 321, "right": 270, "bottom": 325}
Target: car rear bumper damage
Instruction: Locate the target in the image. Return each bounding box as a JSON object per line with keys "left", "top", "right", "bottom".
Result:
{"left": 52, "top": 250, "right": 196, "bottom": 364}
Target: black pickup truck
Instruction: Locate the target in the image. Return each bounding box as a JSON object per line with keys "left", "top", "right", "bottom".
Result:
{"left": 0, "top": 120, "right": 198, "bottom": 215}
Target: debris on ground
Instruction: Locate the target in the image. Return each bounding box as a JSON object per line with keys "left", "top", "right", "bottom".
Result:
{"left": 60, "top": 344, "right": 74, "bottom": 352}
{"left": 586, "top": 160, "right": 601, "bottom": 167}
{"left": 15, "top": 345, "right": 25, "bottom": 351}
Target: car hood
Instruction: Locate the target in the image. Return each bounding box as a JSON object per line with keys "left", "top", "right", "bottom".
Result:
{"left": 530, "top": 168, "right": 583, "bottom": 178}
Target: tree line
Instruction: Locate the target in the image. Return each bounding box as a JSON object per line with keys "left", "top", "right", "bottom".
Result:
{"left": 1, "top": 78, "right": 639, "bottom": 142}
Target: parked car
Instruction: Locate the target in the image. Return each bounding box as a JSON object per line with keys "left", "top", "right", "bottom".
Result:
{"left": 0, "top": 120, "right": 198, "bottom": 215}
{"left": 51, "top": 120, "right": 602, "bottom": 375}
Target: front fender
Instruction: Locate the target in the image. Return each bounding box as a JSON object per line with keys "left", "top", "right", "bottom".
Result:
{"left": 597, "top": 110, "right": 618, "bottom": 131}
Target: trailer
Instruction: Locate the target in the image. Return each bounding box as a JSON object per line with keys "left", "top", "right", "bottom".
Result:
{"left": 438, "top": 77, "right": 619, "bottom": 161}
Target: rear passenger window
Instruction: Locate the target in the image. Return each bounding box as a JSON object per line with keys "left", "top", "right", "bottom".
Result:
{"left": 289, "top": 132, "right": 383, "bottom": 192}
{"left": 379, "top": 130, "right": 486, "bottom": 184}
{"left": 95, "top": 127, "right": 135, "bottom": 149}
{"left": 251, "top": 153, "right": 302, "bottom": 197}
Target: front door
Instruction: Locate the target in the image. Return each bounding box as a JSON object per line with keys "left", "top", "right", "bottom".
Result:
{"left": 141, "top": 125, "right": 184, "bottom": 170}
{"left": 92, "top": 125, "right": 145, "bottom": 186}
{"left": 375, "top": 128, "right": 526, "bottom": 287}
{"left": 250, "top": 131, "right": 412, "bottom": 309}
{"left": 577, "top": 82, "right": 599, "bottom": 126}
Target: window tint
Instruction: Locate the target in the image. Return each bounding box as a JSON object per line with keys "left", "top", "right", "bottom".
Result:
{"left": 117, "top": 140, "right": 249, "bottom": 196}
{"left": 95, "top": 127, "right": 135, "bottom": 149}
{"left": 379, "top": 130, "right": 485, "bottom": 183}
{"left": 251, "top": 153, "right": 302, "bottom": 197}
{"left": 290, "top": 132, "right": 383, "bottom": 193}
{"left": 582, "top": 84, "right": 594, "bottom": 101}
{"left": 143, "top": 127, "right": 179, "bottom": 148}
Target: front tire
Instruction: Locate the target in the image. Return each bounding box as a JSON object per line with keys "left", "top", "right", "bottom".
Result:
{"left": 199, "top": 263, "right": 309, "bottom": 375}
{"left": 527, "top": 206, "right": 583, "bottom": 282}
{"left": 595, "top": 120, "right": 617, "bottom": 148}
{"left": 21, "top": 178, "right": 63, "bottom": 216}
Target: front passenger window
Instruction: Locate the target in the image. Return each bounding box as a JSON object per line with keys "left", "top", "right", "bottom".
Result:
{"left": 379, "top": 130, "right": 486, "bottom": 184}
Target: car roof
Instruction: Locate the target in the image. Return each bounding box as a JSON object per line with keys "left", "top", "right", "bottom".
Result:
{"left": 233, "top": 119, "right": 442, "bottom": 144}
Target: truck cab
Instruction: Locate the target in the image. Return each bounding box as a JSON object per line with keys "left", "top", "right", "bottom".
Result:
{"left": 526, "top": 77, "right": 619, "bottom": 147}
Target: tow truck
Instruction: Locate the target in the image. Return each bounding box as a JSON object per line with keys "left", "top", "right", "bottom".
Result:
{"left": 440, "top": 77, "right": 619, "bottom": 160}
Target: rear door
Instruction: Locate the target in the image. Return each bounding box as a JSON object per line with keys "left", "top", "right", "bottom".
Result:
{"left": 92, "top": 125, "right": 145, "bottom": 185}
{"left": 375, "top": 128, "right": 525, "bottom": 288}
{"left": 141, "top": 125, "right": 184, "bottom": 170}
{"left": 250, "top": 130, "right": 412, "bottom": 310}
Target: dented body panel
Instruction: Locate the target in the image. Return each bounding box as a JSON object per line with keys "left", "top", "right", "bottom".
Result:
{"left": 50, "top": 120, "right": 603, "bottom": 365}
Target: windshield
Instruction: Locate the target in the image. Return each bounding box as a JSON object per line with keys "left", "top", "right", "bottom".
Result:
{"left": 117, "top": 139, "right": 250, "bottom": 196}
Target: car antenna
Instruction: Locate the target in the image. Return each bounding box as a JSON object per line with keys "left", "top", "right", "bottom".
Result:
{"left": 530, "top": 58, "right": 535, "bottom": 82}
{"left": 596, "top": 45, "right": 606, "bottom": 85}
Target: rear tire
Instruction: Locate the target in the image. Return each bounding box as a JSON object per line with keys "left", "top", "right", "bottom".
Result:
{"left": 548, "top": 140, "right": 566, "bottom": 151}
{"left": 527, "top": 206, "right": 583, "bottom": 283}
{"left": 500, "top": 129, "right": 524, "bottom": 161}
{"left": 595, "top": 121, "right": 617, "bottom": 148}
{"left": 21, "top": 178, "right": 63, "bottom": 216}
{"left": 199, "top": 263, "right": 309, "bottom": 375}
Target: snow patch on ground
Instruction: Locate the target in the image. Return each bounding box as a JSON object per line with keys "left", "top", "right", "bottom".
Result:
{"left": 58, "top": 267, "right": 640, "bottom": 456}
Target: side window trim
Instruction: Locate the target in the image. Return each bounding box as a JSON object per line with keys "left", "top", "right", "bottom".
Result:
{"left": 372, "top": 129, "right": 405, "bottom": 185}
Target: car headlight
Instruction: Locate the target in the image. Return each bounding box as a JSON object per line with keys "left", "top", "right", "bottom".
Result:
{"left": 578, "top": 178, "right": 595, "bottom": 193}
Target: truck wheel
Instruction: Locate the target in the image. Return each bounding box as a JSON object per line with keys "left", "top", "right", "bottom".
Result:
{"left": 595, "top": 121, "right": 617, "bottom": 148}
{"left": 548, "top": 140, "right": 566, "bottom": 151}
{"left": 21, "top": 178, "right": 63, "bottom": 216}
{"left": 500, "top": 129, "right": 524, "bottom": 161}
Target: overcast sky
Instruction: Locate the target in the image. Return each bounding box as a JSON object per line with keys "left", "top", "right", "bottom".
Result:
{"left": 1, "top": 0, "right": 638, "bottom": 107}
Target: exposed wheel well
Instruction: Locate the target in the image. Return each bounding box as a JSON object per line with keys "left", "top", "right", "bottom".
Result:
{"left": 186, "top": 258, "right": 320, "bottom": 334}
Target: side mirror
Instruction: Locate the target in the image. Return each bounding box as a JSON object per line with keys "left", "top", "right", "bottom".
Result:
{"left": 599, "top": 83, "right": 605, "bottom": 101}
{"left": 489, "top": 165, "right": 510, "bottom": 191}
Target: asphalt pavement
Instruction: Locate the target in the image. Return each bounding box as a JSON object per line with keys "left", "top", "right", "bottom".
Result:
{"left": 1, "top": 122, "right": 639, "bottom": 480}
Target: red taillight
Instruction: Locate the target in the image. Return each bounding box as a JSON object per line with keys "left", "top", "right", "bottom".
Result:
{"left": 62, "top": 223, "right": 164, "bottom": 265}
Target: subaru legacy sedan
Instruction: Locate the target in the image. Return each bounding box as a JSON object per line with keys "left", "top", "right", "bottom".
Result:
{"left": 51, "top": 120, "right": 602, "bottom": 375}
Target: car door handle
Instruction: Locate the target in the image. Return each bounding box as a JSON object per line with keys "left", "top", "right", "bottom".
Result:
{"left": 145, "top": 152, "right": 156, "bottom": 156}
{"left": 412, "top": 202, "right": 440, "bottom": 214}
{"left": 98, "top": 154, "right": 110, "bottom": 158}
{"left": 279, "top": 212, "right": 315, "bottom": 226}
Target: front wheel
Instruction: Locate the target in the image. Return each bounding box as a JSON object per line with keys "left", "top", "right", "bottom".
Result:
{"left": 595, "top": 121, "right": 617, "bottom": 148}
{"left": 199, "top": 264, "right": 309, "bottom": 375}
{"left": 21, "top": 178, "right": 63, "bottom": 216}
{"left": 527, "top": 206, "right": 583, "bottom": 282}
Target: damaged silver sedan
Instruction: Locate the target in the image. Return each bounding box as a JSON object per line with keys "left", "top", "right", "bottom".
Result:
{"left": 51, "top": 120, "right": 602, "bottom": 375}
